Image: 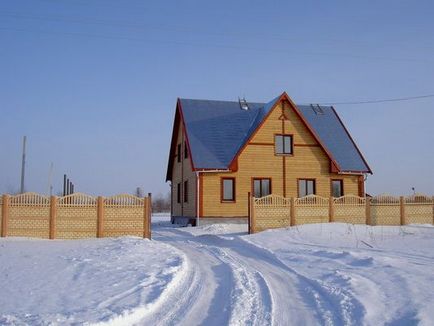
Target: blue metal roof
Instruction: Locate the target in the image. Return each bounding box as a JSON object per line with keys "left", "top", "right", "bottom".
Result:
{"left": 180, "top": 97, "right": 277, "bottom": 169}
{"left": 297, "top": 105, "right": 371, "bottom": 172}
{"left": 178, "top": 95, "right": 370, "bottom": 173}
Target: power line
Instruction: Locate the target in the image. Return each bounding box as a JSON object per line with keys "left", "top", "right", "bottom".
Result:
{"left": 0, "top": 26, "right": 428, "bottom": 63}
{"left": 316, "top": 94, "right": 434, "bottom": 105}
{"left": 5, "top": 11, "right": 431, "bottom": 52}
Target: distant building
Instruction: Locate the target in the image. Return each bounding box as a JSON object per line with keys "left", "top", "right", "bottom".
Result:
{"left": 166, "top": 92, "right": 372, "bottom": 225}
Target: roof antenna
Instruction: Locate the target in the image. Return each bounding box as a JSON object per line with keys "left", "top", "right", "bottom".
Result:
{"left": 238, "top": 97, "right": 249, "bottom": 110}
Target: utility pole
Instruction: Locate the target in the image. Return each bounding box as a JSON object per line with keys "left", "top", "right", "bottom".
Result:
{"left": 20, "top": 136, "right": 27, "bottom": 194}
{"left": 48, "top": 162, "right": 54, "bottom": 196}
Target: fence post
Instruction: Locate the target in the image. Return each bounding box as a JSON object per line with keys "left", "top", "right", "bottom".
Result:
{"left": 1, "top": 194, "right": 9, "bottom": 237}
{"left": 147, "top": 193, "right": 152, "bottom": 239}
{"left": 329, "top": 196, "right": 334, "bottom": 223}
{"left": 97, "top": 196, "right": 105, "bottom": 238}
{"left": 250, "top": 194, "right": 256, "bottom": 234}
{"left": 366, "top": 197, "right": 372, "bottom": 226}
{"left": 400, "top": 196, "right": 406, "bottom": 226}
{"left": 431, "top": 195, "right": 434, "bottom": 226}
{"left": 290, "top": 197, "right": 296, "bottom": 226}
{"left": 49, "top": 196, "right": 57, "bottom": 239}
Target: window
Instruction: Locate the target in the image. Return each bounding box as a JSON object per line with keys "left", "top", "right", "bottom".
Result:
{"left": 221, "top": 178, "right": 235, "bottom": 202}
{"left": 275, "top": 135, "right": 293, "bottom": 155}
{"left": 184, "top": 143, "right": 188, "bottom": 159}
{"left": 177, "top": 144, "right": 181, "bottom": 162}
{"left": 183, "top": 181, "right": 188, "bottom": 203}
{"left": 253, "top": 178, "right": 271, "bottom": 198}
{"left": 298, "top": 179, "right": 316, "bottom": 197}
{"left": 331, "top": 180, "right": 344, "bottom": 197}
{"left": 177, "top": 183, "right": 181, "bottom": 203}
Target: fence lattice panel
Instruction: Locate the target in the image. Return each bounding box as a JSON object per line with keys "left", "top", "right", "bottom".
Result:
{"left": 334, "top": 195, "right": 366, "bottom": 224}
{"left": 405, "top": 194, "right": 433, "bottom": 224}
{"left": 254, "top": 195, "right": 291, "bottom": 231}
{"left": 104, "top": 194, "right": 145, "bottom": 237}
{"left": 295, "top": 195, "right": 329, "bottom": 224}
{"left": 57, "top": 193, "right": 97, "bottom": 239}
{"left": 370, "top": 194, "right": 401, "bottom": 225}
{"left": 9, "top": 193, "right": 50, "bottom": 238}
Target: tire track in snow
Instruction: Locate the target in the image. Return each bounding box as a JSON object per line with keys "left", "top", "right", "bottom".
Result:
{"left": 152, "top": 229, "right": 274, "bottom": 326}
{"left": 152, "top": 227, "right": 365, "bottom": 326}
{"left": 144, "top": 230, "right": 236, "bottom": 326}
{"left": 192, "top": 234, "right": 350, "bottom": 325}
{"left": 235, "top": 236, "right": 365, "bottom": 326}
{"left": 199, "top": 244, "right": 273, "bottom": 326}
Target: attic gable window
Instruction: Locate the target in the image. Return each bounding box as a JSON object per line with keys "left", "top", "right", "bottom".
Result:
{"left": 275, "top": 135, "right": 293, "bottom": 155}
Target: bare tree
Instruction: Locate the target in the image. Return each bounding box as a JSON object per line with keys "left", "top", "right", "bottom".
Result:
{"left": 152, "top": 192, "right": 171, "bottom": 213}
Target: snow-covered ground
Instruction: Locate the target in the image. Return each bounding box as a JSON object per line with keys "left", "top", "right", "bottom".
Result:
{"left": 1, "top": 214, "right": 434, "bottom": 325}
{"left": 0, "top": 232, "right": 186, "bottom": 325}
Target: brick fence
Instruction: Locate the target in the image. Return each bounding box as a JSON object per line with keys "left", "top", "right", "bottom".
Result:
{"left": 0, "top": 192, "right": 152, "bottom": 240}
{"left": 248, "top": 193, "right": 434, "bottom": 234}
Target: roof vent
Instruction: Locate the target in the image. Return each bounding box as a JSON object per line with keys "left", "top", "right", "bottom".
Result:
{"left": 238, "top": 97, "right": 249, "bottom": 110}
{"left": 311, "top": 104, "right": 324, "bottom": 115}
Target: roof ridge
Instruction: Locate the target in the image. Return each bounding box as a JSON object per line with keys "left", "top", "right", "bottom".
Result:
{"left": 180, "top": 97, "right": 265, "bottom": 105}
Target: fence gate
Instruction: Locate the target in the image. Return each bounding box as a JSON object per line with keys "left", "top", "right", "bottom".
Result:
{"left": 251, "top": 194, "right": 291, "bottom": 233}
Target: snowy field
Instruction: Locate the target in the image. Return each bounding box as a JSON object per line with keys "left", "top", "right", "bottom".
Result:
{"left": 1, "top": 214, "right": 434, "bottom": 325}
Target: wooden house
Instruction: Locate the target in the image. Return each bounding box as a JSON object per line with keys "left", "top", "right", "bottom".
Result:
{"left": 166, "top": 92, "right": 372, "bottom": 225}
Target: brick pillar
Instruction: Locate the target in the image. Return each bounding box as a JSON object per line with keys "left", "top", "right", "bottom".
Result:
{"left": 366, "top": 198, "right": 372, "bottom": 226}
{"left": 290, "top": 197, "right": 296, "bottom": 226}
{"left": 147, "top": 193, "right": 152, "bottom": 239}
{"left": 250, "top": 195, "right": 256, "bottom": 234}
{"left": 49, "top": 196, "right": 57, "bottom": 239}
{"left": 400, "top": 196, "right": 406, "bottom": 226}
{"left": 329, "top": 196, "right": 334, "bottom": 223}
{"left": 1, "top": 194, "right": 9, "bottom": 237}
{"left": 431, "top": 196, "right": 434, "bottom": 226}
{"left": 97, "top": 196, "right": 105, "bottom": 238}
{"left": 143, "top": 194, "right": 152, "bottom": 239}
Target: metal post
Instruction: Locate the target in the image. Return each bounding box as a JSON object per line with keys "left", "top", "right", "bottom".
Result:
{"left": 63, "top": 174, "right": 67, "bottom": 196}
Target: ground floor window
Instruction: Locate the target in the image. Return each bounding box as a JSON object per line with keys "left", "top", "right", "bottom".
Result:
{"left": 184, "top": 181, "right": 188, "bottom": 203}
{"left": 298, "top": 179, "right": 316, "bottom": 197}
{"left": 221, "top": 178, "right": 235, "bottom": 202}
{"left": 253, "top": 178, "right": 271, "bottom": 198}
{"left": 177, "top": 183, "right": 181, "bottom": 203}
{"left": 331, "top": 179, "right": 344, "bottom": 197}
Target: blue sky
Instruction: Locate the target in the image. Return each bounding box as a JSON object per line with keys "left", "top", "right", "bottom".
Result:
{"left": 1, "top": 0, "right": 433, "bottom": 197}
